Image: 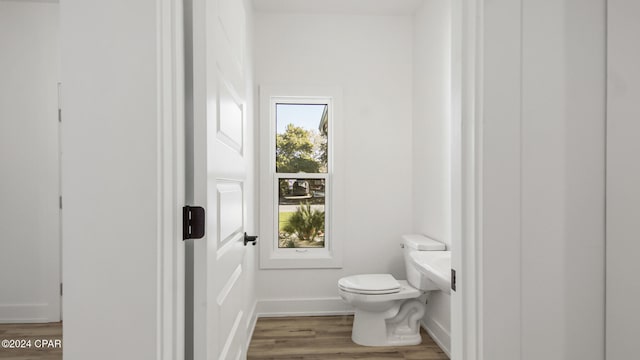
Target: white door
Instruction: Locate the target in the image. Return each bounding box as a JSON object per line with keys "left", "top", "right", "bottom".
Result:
{"left": 186, "top": 0, "right": 250, "bottom": 359}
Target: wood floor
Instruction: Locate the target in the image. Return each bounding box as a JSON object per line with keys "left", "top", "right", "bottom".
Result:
{"left": 247, "top": 316, "right": 449, "bottom": 360}
{"left": 0, "top": 316, "right": 449, "bottom": 359}
{"left": 0, "top": 322, "right": 62, "bottom": 360}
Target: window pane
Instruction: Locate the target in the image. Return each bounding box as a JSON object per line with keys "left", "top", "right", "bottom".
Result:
{"left": 275, "top": 103, "right": 328, "bottom": 173}
{"left": 278, "top": 178, "right": 326, "bottom": 248}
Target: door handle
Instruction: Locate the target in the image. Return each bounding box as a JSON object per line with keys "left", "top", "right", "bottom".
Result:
{"left": 244, "top": 232, "right": 258, "bottom": 246}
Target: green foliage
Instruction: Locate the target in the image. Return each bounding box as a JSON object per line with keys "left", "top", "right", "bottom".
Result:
{"left": 318, "top": 137, "right": 328, "bottom": 170}
{"left": 279, "top": 179, "right": 290, "bottom": 197}
{"left": 283, "top": 202, "right": 325, "bottom": 242}
{"left": 276, "top": 124, "right": 321, "bottom": 173}
{"left": 309, "top": 131, "right": 329, "bottom": 173}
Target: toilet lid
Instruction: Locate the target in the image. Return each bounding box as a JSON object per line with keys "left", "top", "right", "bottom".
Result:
{"left": 339, "top": 286, "right": 401, "bottom": 295}
{"left": 338, "top": 274, "right": 401, "bottom": 293}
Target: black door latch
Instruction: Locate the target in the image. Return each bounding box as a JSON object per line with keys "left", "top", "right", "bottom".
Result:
{"left": 451, "top": 269, "right": 457, "bottom": 292}
{"left": 244, "top": 232, "right": 258, "bottom": 246}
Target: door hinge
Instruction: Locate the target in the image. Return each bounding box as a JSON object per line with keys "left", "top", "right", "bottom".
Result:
{"left": 59, "top": 196, "right": 62, "bottom": 209}
{"left": 183, "top": 206, "right": 205, "bottom": 240}
{"left": 60, "top": 283, "right": 63, "bottom": 296}
{"left": 451, "top": 269, "right": 457, "bottom": 292}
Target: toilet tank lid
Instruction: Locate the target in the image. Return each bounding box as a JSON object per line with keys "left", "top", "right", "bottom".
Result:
{"left": 402, "top": 234, "right": 446, "bottom": 250}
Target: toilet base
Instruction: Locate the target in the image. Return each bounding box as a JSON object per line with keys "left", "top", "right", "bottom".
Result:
{"left": 351, "top": 298, "right": 425, "bottom": 347}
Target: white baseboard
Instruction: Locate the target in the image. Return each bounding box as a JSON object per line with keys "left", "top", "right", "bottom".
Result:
{"left": 0, "top": 304, "right": 56, "bottom": 323}
{"left": 256, "top": 297, "right": 354, "bottom": 317}
{"left": 422, "top": 318, "right": 451, "bottom": 357}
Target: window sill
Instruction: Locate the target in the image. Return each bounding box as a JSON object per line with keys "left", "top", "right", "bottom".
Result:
{"left": 259, "top": 247, "right": 343, "bottom": 269}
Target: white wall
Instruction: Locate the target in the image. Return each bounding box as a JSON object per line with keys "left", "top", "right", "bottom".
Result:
{"left": 0, "top": 0, "right": 60, "bottom": 323}
{"left": 254, "top": 12, "right": 414, "bottom": 313}
{"left": 412, "top": 0, "right": 451, "bottom": 248}
{"left": 60, "top": 0, "right": 171, "bottom": 358}
{"left": 412, "top": 0, "right": 451, "bottom": 354}
{"left": 606, "top": 1, "right": 640, "bottom": 357}
{"left": 480, "top": 0, "right": 606, "bottom": 359}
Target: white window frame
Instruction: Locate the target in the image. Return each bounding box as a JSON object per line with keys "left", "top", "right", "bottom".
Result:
{"left": 259, "top": 85, "right": 343, "bottom": 269}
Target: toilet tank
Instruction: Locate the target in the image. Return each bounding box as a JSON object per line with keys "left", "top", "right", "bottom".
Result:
{"left": 402, "top": 234, "right": 446, "bottom": 290}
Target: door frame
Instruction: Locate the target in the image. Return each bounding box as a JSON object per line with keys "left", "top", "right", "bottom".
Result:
{"left": 158, "top": 0, "right": 484, "bottom": 358}
{"left": 157, "top": 0, "right": 186, "bottom": 359}
{"left": 451, "top": 0, "right": 481, "bottom": 359}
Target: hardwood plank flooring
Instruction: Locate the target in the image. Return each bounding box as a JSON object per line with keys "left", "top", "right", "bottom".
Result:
{"left": 0, "top": 322, "right": 62, "bottom": 360}
{"left": 247, "top": 316, "right": 449, "bottom": 360}
{"left": 0, "top": 316, "right": 449, "bottom": 359}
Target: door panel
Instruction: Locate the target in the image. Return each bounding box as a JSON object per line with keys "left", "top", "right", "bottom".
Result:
{"left": 218, "top": 80, "right": 244, "bottom": 151}
{"left": 217, "top": 182, "right": 243, "bottom": 245}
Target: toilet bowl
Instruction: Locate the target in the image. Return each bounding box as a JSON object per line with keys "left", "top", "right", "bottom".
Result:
{"left": 338, "top": 234, "right": 446, "bottom": 346}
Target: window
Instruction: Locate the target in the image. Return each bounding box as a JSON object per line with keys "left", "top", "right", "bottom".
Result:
{"left": 259, "top": 86, "right": 342, "bottom": 269}
{"left": 276, "top": 103, "right": 328, "bottom": 249}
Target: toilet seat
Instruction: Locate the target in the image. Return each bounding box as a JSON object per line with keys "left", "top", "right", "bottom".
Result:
{"left": 338, "top": 274, "right": 401, "bottom": 295}
{"left": 339, "top": 287, "right": 400, "bottom": 295}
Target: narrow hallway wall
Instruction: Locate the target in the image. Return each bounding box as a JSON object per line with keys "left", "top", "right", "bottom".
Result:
{"left": 0, "top": 0, "right": 61, "bottom": 323}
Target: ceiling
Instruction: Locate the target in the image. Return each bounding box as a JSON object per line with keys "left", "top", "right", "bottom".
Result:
{"left": 252, "top": 0, "right": 426, "bottom": 16}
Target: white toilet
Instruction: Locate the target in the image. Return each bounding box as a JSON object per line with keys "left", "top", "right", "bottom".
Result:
{"left": 338, "top": 234, "right": 446, "bottom": 346}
